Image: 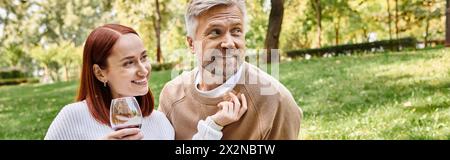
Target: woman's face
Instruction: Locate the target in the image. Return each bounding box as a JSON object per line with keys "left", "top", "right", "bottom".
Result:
{"left": 102, "top": 33, "right": 151, "bottom": 98}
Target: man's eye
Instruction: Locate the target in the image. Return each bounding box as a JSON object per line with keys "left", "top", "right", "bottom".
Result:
{"left": 141, "top": 55, "right": 148, "bottom": 62}
{"left": 209, "top": 29, "right": 221, "bottom": 37}
{"left": 232, "top": 28, "right": 242, "bottom": 35}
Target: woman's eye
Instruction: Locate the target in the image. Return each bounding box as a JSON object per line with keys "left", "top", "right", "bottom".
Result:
{"left": 124, "top": 61, "right": 134, "bottom": 67}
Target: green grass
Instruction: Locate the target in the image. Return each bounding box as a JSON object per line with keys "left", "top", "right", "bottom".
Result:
{"left": 1, "top": 47, "right": 450, "bottom": 139}
{"left": 280, "top": 47, "right": 450, "bottom": 140}
{"left": 0, "top": 70, "right": 172, "bottom": 139}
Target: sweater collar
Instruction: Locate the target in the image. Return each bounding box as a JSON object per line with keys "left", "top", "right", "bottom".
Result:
{"left": 194, "top": 64, "right": 244, "bottom": 98}
{"left": 187, "top": 63, "right": 248, "bottom": 105}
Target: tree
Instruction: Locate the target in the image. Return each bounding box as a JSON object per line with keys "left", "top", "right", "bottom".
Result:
{"left": 0, "top": 0, "right": 38, "bottom": 47}
{"left": 264, "top": 0, "right": 284, "bottom": 63}
{"left": 387, "top": 0, "right": 393, "bottom": 40}
{"left": 245, "top": 0, "right": 269, "bottom": 49}
{"left": 115, "top": 0, "right": 170, "bottom": 64}
{"left": 328, "top": 0, "right": 351, "bottom": 46}
{"left": 37, "top": 0, "right": 113, "bottom": 46}
{"left": 30, "top": 46, "right": 60, "bottom": 83}
{"left": 394, "top": 0, "right": 443, "bottom": 47}
{"left": 153, "top": 0, "right": 163, "bottom": 64}
{"left": 395, "top": 0, "right": 399, "bottom": 40}
{"left": 311, "top": 0, "right": 322, "bottom": 48}
{"left": 1, "top": 44, "right": 28, "bottom": 69}
{"left": 421, "top": 0, "right": 441, "bottom": 47}
{"left": 280, "top": 0, "right": 312, "bottom": 50}
{"left": 0, "top": 1, "right": 13, "bottom": 45}
{"left": 54, "top": 41, "right": 82, "bottom": 81}
{"left": 446, "top": 0, "right": 450, "bottom": 47}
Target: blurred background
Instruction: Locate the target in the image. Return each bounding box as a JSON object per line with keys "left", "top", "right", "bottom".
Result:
{"left": 1, "top": 0, "right": 449, "bottom": 139}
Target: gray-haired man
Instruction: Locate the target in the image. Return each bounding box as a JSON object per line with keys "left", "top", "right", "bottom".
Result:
{"left": 158, "top": 0, "right": 302, "bottom": 140}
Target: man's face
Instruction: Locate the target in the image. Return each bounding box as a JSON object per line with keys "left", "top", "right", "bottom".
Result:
{"left": 190, "top": 5, "right": 246, "bottom": 83}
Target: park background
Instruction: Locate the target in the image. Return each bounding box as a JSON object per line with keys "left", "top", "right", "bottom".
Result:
{"left": 1, "top": 0, "right": 450, "bottom": 139}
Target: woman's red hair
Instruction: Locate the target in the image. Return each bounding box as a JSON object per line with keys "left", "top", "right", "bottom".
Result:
{"left": 77, "top": 24, "right": 153, "bottom": 126}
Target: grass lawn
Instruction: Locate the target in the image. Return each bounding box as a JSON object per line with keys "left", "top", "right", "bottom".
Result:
{"left": 1, "top": 47, "right": 450, "bottom": 139}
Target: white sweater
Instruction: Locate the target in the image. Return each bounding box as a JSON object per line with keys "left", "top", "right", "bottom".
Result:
{"left": 44, "top": 100, "right": 223, "bottom": 140}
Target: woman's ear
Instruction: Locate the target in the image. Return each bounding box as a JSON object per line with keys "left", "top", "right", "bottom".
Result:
{"left": 93, "top": 64, "right": 107, "bottom": 83}
{"left": 186, "top": 37, "right": 195, "bottom": 54}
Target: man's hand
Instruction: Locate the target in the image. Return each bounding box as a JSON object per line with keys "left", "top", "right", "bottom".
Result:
{"left": 211, "top": 92, "right": 248, "bottom": 127}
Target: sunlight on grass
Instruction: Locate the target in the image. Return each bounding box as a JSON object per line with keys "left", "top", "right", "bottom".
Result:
{"left": 292, "top": 48, "right": 450, "bottom": 140}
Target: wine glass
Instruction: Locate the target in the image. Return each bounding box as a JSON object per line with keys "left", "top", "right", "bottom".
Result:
{"left": 110, "top": 97, "right": 143, "bottom": 131}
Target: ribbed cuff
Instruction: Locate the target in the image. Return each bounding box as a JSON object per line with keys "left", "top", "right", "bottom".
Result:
{"left": 205, "top": 116, "right": 224, "bottom": 131}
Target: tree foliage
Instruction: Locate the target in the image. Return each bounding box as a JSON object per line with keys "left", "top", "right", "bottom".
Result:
{"left": 0, "top": 0, "right": 447, "bottom": 82}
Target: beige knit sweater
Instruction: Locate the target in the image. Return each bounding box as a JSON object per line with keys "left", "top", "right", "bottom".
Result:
{"left": 159, "top": 62, "right": 302, "bottom": 140}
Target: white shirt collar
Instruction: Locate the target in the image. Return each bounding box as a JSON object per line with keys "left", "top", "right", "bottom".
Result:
{"left": 194, "top": 64, "right": 244, "bottom": 98}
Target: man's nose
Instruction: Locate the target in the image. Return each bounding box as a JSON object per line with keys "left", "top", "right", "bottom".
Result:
{"left": 220, "top": 32, "right": 236, "bottom": 49}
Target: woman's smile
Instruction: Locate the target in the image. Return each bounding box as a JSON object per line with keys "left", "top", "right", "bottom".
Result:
{"left": 131, "top": 78, "right": 148, "bottom": 86}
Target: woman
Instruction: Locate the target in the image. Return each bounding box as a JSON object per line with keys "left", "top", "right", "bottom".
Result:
{"left": 44, "top": 24, "right": 247, "bottom": 140}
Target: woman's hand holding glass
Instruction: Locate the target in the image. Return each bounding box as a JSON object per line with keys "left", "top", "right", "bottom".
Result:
{"left": 100, "top": 128, "right": 144, "bottom": 140}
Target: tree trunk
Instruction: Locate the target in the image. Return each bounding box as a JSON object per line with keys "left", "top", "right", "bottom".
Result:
{"left": 304, "top": 31, "right": 309, "bottom": 47}
{"left": 64, "top": 64, "right": 69, "bottom": 81}
{"left": 425, "top": 19, "right": 429, "bottom": 47}
{"left": 43, "top": 65, "right": 51, "bottom": 83}
{"left": 387, "top": 0, "right": 392, "bottom": 40}
{"left": 363, "top": 27, "right": 368, "bottom": 42}
{"left": 154, "top": 0, "right": 163, "bottom": 64}
{"left": 425, "top": 3, "right": 431, "bottom": 48}
{"left": 446, "top": 0, "right": 450, "bottom": 47}
{"left": 335, "top": 17, "right": 340, "bottom": 46}
{"left": 395, "top": 0, "right": 399, "bottom": 40}
{"left": 264, "top": 0, "right": 284, "bottom": 63}
{"left": 394, "top": 0, "right": 400, "bottom": 51}
{"left": 314, "top": 0, "right": 322, "bottom": 48}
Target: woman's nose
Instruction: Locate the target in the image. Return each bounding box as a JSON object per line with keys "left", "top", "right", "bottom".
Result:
{"left": 137, "top": 62, "right": 149, "bottom": 77}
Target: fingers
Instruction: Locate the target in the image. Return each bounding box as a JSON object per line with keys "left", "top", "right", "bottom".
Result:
{"left": 217, "top": 101, "right": 228, "bottom": 109}
{"left": 228, "top": 101, "right": 234, "bottom": 115}
{"left": 109, "top": 128, "right": 141, "bottom": 139}
{"left": 238, "top": 94, "right": 248, "bottom": 117}
{"left": 223, "top": 102, "right": 230, "bottom": 114}
{"left": 219, "top": 101, "right": 233, "bottom": 115}
{"left": 211, "top": 93, "right": 248, "bottom": 127}
{"left": 229, "top": 92, "right": 240, "bottom": 116}
{"left": 212, "top": 101, "right": 231, "bottom": 127}
{"left": 121, "top": 131, "right": 144, "bottom": 140}
{"left": 229, "top": 92, "right": 240, "bottom": 108}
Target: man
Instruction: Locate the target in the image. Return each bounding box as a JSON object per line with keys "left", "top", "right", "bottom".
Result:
{"left": 158, "top": 0, "right": 302, "bottom": 139}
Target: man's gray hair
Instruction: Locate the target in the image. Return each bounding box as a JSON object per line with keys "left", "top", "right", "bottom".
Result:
{"left": 185, "top": 0, "right": 247, "bottom": 38}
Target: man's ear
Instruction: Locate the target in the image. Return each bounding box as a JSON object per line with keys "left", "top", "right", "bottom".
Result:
{"left": 93, "top": 64, "right": 107, "bottom": 83}
{"left": 186, "top": 36, "right": 195, "bottom": 54}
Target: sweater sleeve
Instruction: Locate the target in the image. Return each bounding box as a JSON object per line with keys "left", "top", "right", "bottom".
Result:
{"left": 44, "top": 106, "right": 78, "bottom": 140}
{"left": 265, "top": 91, "right": 303, "bottom": 140}
{"left": 192, "top": 116, "right": 224, "bottom": 140}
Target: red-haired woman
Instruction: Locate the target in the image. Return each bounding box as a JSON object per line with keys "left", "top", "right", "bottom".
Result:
{"left": 44, "top": 24, "right": 247, "bottom": 140}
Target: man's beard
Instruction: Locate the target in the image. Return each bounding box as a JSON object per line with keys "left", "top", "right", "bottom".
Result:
{"left": 201, "top": 49, "right": 243, "bottom": 84}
